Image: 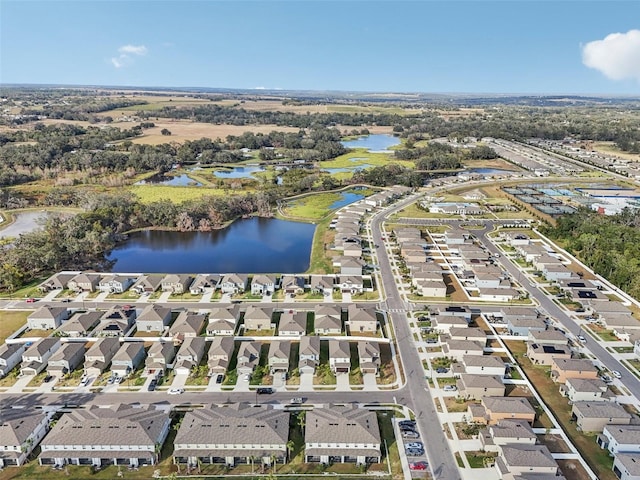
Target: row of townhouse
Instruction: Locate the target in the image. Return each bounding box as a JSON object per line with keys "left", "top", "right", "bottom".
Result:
{"left": 38, "top": 271, "right": 375, "bottom": 298}
{"left": 0, "top": 403, "right": 382, "bottom": 470}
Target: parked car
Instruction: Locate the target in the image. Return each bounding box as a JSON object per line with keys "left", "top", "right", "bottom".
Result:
{"left": 168, "top": 388, "right": 184, "bottom": 395}
{"left": 43, "top": 375, "right": 53, "bottom": 383}
{"left": 436, "top": 367, "right": 449, "bottom": 374}
{"left": 443, "top": 385, "right": 457, "bottom": 392}
{"left": 612, "top": 370, "right": 622, "bottom": 379}
{"left": 26, "top": 298, "right": 36, "bottom": 303}
{"left": 215, "top": 374, "right": 224, "bottom": 384}
{"left": 405, "top": 448, "right": 424, "bottom": 457}
{"left": 148, "top": 379, "right": 157, "bottom": 391}
{"left": 601, "top": 375, "right": 613, "bottom": 384}
{"left": 406, "top": 442, "right": 424, "bottom": 450}
{"left": 399, "top": 420, "right": 416, "bottom": 428}
{"left": 402, "top": 430, "right": 420, "bottom": 438}
{"left": 107, "top": 375, "right": 116, "bottom": 385}
{"left": 409, "top": 461, "right": 428, "bottom": 471}
{"left": 257, "top": 388, "right": 273, "bottom": 394}
{"left": 577, "top": 335, "right": 586, "bottom": 342}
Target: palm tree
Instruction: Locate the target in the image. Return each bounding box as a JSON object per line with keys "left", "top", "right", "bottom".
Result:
{"left": 249, "top": 455, "right": 256, "bottom": 474}
{"left": 270, "top": 453, "right": 278, "bottom": 473}
{"left": 286, "top": 440, "right": 295, "bottom": 461}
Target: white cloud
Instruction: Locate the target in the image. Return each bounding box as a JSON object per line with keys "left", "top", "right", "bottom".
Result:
{"left": 118, "top": 44, "right": 148, "bottom": 56}
{"left": 582, "top": 29, "right": 640, "bottom": 82}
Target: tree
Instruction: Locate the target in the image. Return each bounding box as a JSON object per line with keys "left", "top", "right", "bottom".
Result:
{"left": 161, "top": 128, "right": 172, "bottom": 136}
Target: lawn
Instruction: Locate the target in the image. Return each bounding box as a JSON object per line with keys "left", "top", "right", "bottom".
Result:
{"left": 504, "top": 340, "right": 617, "bottom": 480}
{"left": 283, "top": 192, "right": 347, "bottom": 220}
{"left": 319, "top": 149, "right": 413, "bottom": 169}
{"left": 0, "top": 310, "right": 29, "bottom": 342}
{"left": 306, "top": 216, "right": 335, "bottom": 274}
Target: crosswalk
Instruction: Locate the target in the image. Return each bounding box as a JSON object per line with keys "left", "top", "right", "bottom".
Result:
{"left": 387, "top": 309, "right": 406, "bottom": 313}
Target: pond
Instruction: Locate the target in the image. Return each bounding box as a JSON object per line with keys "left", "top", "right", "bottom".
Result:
{"left": 323, "top": 163, "right": 374, "bottom": 174}
{"left": 341, "top": 134, "right": 400, "bottom": 152}
{"left": 135, "top": 174, "right": 202, "bottom": 186}
{"left": 107, "top": 217, "right": 316, "bottom": 274}
{"left": 328, "top": 192, "right": 365, "bottom": 210}
{"left": 213, "top": 165, "right": 266, "bottom": 179}
{"left": 0, "top": 211, "right": 49, "bottom": 238}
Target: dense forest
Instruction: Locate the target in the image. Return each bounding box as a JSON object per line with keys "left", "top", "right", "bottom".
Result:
{"left": 543, "top": 208, "right": 640, "bottom": 298}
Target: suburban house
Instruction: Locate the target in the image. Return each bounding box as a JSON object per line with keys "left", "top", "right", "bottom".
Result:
{"left": 250, "top": 275, "right": 277, "bottom": 296}
{"left": 457, "top": 374, "right": 505, "bottom": 399}
{"left": 207, "top": 336, "right": 234, "bottom": 377}
{"left": 189, "top": 274, "right": 219, "bottom": 295}
{"left": 337, "top": 276, "right": 364, "bottom": 294}
{"left": 598, "top": 425, "right": 640, "bottom": 455}
{"left": 219, "top": 274, "right": 248, "bottom": 294}
{"left": 495, "top": 444, "right": 559, "bottom": 479}
{"left": 526, "top": 342, "right": 572, "bottom": 366}
{"left": 131, "top": 274, "right": 164, "bottom": 294}
{"left": 161, "top": 274, "right": 194, "bottom": 294}
{"left": 47, "top": 342, "right": 86, "bottom": 376}
{"left": 415, "top": 278, "right": 447, "bottom": 297}
{"left": 268, "top": 340, "right": 291, "bottom": 374}
{"left": 170, "top": 311, "right": 206, "bottom": 339}
{"left": 348, "top": 305, "right": 378, "bottom": 333}
{"left": 20, "top": 338, "right": 60, "bottom": 376}
{"left": 314, "top": 305, "right": 342, "bottom": 335}
{"left": 144, "top": 341, "right": 176, "bottom": 378}
{"left": 449, "top": 327, "right": 487, "bottom": 343}
{"left": 612, "top": 453, "right": 640, "bottom": 480}
{"left": 206, "top": 308, "right": 237, "bottom": 336}
{"left": 506, "top": 317, "right": 546, "bottom": 336}
{"left": 98, "top": 275, "right": 136, "bottom": 294}
{"left": 243, "top": 306, "right": 273, "bottom": 331}
{"left": 27, "top": 306, "right": 69, "bottom": 330}
{"left": 0, "top": 408, "right": 52, "bottom": 467}
{"left": 443, "top": 339, "right": 485, "bottom": 361}
{"left": 310, "top": 275, "right": 335, "bottom": 296}
{"left": 453, "top": 355, "right": 506, "bottom": 377}
{"left": 93, "top": 306, "right": 136, "bottom": 337}
{"left": 298, "top": 336, "right": 320, "bottom": 375}
{"left": 469, "top": 397, "right": 536, "bottom": 425}
{"left": 304, "top": 406, "right": 381, "bottom": 465}
{"left": 329, "top": 339, "right": 351, "bottom": 374}
{"left": 278, "top": 311, "right": 307, "bottom": 336}
{"left": 236, "top": 341, "right": 261, "bottom": 376}
{"left": 479, "top": 420, "right": 537, "bottom": 452}
{"left": 84, "top": 338, "right": 120, "bottom": 378}
{"left": 174, "top": 337, "right": 206, "bottom": 375}
{"left": 280, "top": 275, "right": 306, "bottom": 296}
{"left": 57, "top": 311, "right": 102, "bottom": 337}
{"left": 550, "top": 358, "right": 598, "bottom": 384}
{"left": 38, "top": 272, "right": 75, "bottom": 292}
{"left": 136, "top": 304, "right": 173, "bottom": 333}
{"left": 571, "top": 401, "right": 632, "bottom": 432}
{"left": 38, "top": 404, "right": 171, "bottom": 468}
{"left": 338, "top": 257, "right": 365, "bottom": 276}
{"left": 357, "top": 341, "right": 381, "bottom": 375}
{"left": 173, "top": 404, "right": 289, "bottom": 467}
{"left": 528, "top": 329, "right": 568, "bottom": 345}
{"left": 0, "top": 343, "right": 25, "bottom": 378}
{"left": 433, "top": 315, "right": 470, "bottom": 334}
{"left": 67, "top": 273, "right": 101, "bottom": 293}
{"left": 560, "top": 377, "right": 610, "bottom": 403}
{"left": 110, "top": 342, "right": 145, "bottom": 378}
{"left": 343, "top": 242, "right": 363, "bottom": 257}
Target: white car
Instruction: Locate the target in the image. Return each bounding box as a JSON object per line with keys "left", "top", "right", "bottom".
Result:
{"left": 612, "top": 370, "right": 622, "bottom": 379}
{"left": 443, "top": 385, "right": 457, "bottom": 392}
{"left": 577, "top": 335, "right": 586, "bottom": 343}
{"left": 168, "top": 388, "right": 184, "bottom": 395}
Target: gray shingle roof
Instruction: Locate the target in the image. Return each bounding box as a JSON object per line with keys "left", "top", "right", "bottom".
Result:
{"left": 305, "top": 406, "right": 380, "bottom": 446}
{"left": 500, "top": 445, "right": 557, "bottom": 468}
{"left": 0, "top": 408, "right": 47, "bottom": 446}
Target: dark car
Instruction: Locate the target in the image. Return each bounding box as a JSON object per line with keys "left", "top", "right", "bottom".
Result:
{"left": 399, "top": 420, "right": 416, "bottom": 427}
{"left": 215, "top": 374, "right": 224, "bottom": 384}
{"left": 257, "top": 387, "right": 273, "bottom": 394}
{"left": 436, "top": 367, "right": 449, "bottom": 374}
{"left": 148, "top": 379, "right": 157, "bottom": 391}
{"left": 43, "top": 375, "right": 53, "bottom": 383}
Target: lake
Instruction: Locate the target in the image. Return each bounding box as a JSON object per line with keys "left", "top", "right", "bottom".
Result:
{"left": 213, "top": 165, "right": 265, "bottom": 179}
{"left": 323, "top": 163, "right": 374, "bottom": 174}
{"left": 107, "top": 217, "right": 316, "bottom": 274}
{"left": 341, "top": 134, "right": 400, "bottom": 152}
{"left": 328, "top": 192, "right": 365, "bottom": 210}
{"left": 135, "top": 174, "right": 202, "bottom": 186}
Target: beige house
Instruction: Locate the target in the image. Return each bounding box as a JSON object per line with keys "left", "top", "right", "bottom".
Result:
{"left": 207, "top": 336, "right": 234, "bottom": 376}
{"left": 479, "top": 420, "right": 536, "bottom": 452}
{"left": 243, "top": 306, "right": 273, "bottom": 331}
{"left": 443, "top": 339, "right": 485, "bottom": 361}
{"left": 357, "top": 341, "right": 381, "bottom": 375}
{"left": 495, "top": 444, "right": 558, "bottom": 479}
{"left": 550, "top": 358, "right": 598, "bottom": 384}
{"left": 469, "top": 397, "right": 536, "bottom": 425}
{"left": 456, "top": 374, "right": 505, "bottom": 400}
{"left": 571, "top": 401, "right": 632, "bottom": 433}
{"left": 526, "top": 342, "right": 572, "bottom": 365}
{"left": 314, "top": 305, "right": 342, "bottom": 335}
{"left": 560, "top": 377, "right": 610, "bottom": 403}
{"left": 348, "top": 305, "right": 377, "bottom": 333}
{"left": 84, "top": 338, "right": 120, "bottom": 378}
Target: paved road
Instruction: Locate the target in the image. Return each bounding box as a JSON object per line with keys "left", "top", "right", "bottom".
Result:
{"left": 371, "top": 194, "right": 462, "bottom": 480}
{"left": 476, "top": 226, "right": 640, "bottom": 400}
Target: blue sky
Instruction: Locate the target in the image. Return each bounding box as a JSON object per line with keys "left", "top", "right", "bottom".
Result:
{"left": 1, "top": 1, "right": 639, "bottom": 94}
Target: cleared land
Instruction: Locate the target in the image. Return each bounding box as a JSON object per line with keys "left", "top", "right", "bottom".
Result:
{"left": 0, "top": 311, "right": 29, "bottom": 342}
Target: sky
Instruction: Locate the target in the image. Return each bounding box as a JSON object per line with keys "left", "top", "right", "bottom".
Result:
{"left": 1, "top": 0, "right": 639, "bottom": 95}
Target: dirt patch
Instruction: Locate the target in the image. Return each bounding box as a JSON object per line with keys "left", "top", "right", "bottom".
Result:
{"left": 537, "top": 433, "right": 572, "bottom": 453}
{"left": 443, "top": 273, "right": 469, "bottom": 302}
{"left": 556, "top": 459, "right": 593, "bottom": 480}
{"left": 505, "top": 384, "right": 531, "bottom": 397}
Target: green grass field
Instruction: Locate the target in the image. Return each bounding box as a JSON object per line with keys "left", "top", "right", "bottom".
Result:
{"left": 320, "top": 149, "right": 413, "bottom": 169}
{"left": 128, "top": 185, "right": 232, "bottom": 203}
{"left": 284, "top": 192, "right": 344, "bottom": 220}
{"left": 0, "top": 311, "right": 29, "bottom": 342}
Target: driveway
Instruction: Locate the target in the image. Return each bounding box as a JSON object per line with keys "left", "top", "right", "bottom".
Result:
{"left": 299, "top": 372, "right": 314, "bottom": 389}
{"left": 336, "top": 372, "right": 350, "bottom": 390}
{"left": 363, "top": 373, "right": 378, "bottom": 390}
{"left": 171, "top": 373, "right": 189, "bottom": 388}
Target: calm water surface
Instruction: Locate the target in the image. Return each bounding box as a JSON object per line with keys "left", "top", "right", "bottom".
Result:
{"left": 341, "top": 134, "right": 400, "bottom": 152}
{"left": 213, "top": 166, "right": 265, "bottom": 179}
{"left": 107, "top": 218, "right": 315, "bottom": 274}
{"left": 329, "top": 192, "right": 365, "bottom": 210}
{"left": 135, "top": 174, "right": 202, "bottom": 186}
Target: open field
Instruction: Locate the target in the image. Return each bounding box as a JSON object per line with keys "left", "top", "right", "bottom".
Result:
{"left": 320, "top": 149, "right": 413, "bottom": 169}
{"left": 0, "top": 311, "right": 29, "bottom": 342}
{"left": 283, "top": 192, "right": 344, "bottom": 220}
{"left": 592, "top": 142, "right": 640, "bottom": 162}
{"left": 128, "top": 184, "right": 238, "bottom": 203}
